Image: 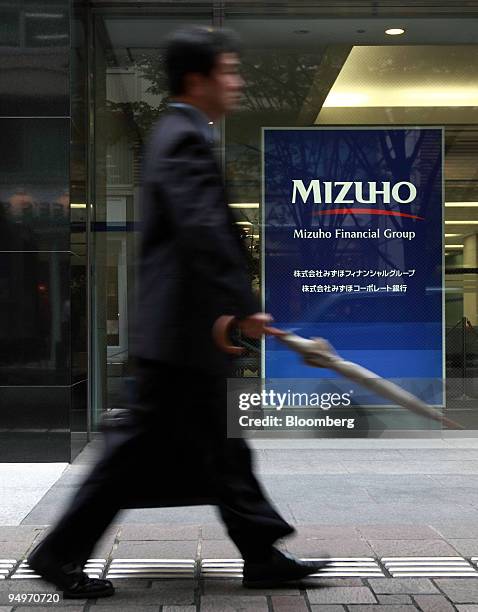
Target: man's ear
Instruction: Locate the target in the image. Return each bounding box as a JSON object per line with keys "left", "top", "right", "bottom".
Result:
{"left": 183, "top": 72, "right": 203, "bottom": 97}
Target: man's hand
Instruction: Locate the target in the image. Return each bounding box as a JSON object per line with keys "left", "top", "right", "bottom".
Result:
{"left": 237, "top": 313, "right": 273, "bottom": 339}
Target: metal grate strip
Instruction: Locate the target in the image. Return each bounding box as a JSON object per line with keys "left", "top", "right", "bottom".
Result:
{"left": 304, "top": 557, "right": 384, "bottom": 578}
{"left": 383, "top": 556, "right": 477, "bottom": 577}
{"left": 0, "top": 560, "right": 16, "bottom": 580}
{"left": 201, "top": 557, "right": 385, "bottom": 578}
{"left": 8, "top": 556, "right": 478, "bottom": 581}
{"left": 202, "top": 559, "right": 244, "bottom": 578}
{"left": 11, "top": 559, "right": 106, "bottom": 580}
{"left": 106, "top": 558, "right": 195, "bottom": 579}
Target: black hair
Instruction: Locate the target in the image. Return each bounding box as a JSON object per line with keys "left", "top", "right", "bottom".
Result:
{"left": 165, "top": 26, "right": 241, "bottom": 95}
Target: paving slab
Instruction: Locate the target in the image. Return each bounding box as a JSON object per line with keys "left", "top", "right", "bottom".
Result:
{"left": 433, "top": 579, "right": 478, "bottom": 603}
{"left": 429, "top": 474, "right": 478, "bottom": 489}
{"left": 367, "top": 578, "right": 439, "bottom": 594}
{"left": 51, "top": 470, "right": 88, "bottom": 487}
{"left": 330, "top": 475, "right": 435, "bottom": 489}
{"left": 399, "top": 449, "right": 478, "bottom": 460}
{"left": 202, "top": 579, "right": 300, "bottom": 596}
{"left": 310, "top": 607, "right": 345, "bottom": 612}
{"left": 21, "top": 504, "right": 69, "bottom": 526}
{"left": 447, "top": 439, "right": 478, "bottom": 448}
{"left": 150, "top": 579, "right": 195, "bottom": 596}
{"left": 345, "top": 606, "right": 416, "bottom": 611}
{"left": 377, "top": 595, "right": 413, "bottom": 604}
{"left": 0, "top": 541, "right": 36, "bottom": 558}
{"left": 0, "top": 528, "right": 43, "bottom": 542}
{"left": 440, "top": 490, "right": 478, "bottom": 506}
{"left": 365, "top": 490, "right": 448, "bottom": 505}
{"left": 271, "top": 594, "right": 308, "bottom": 612}
{"left": 200, "top": 524, "right": 228, "bottom": 540}
{"left": 285, "top": 537, "right": 373, "bottom": 556}
{"left": 306, "top": 586, "right": 376, "bottom": 604}
{"left": 342, "top": 460, "right": 478, "bottom": 475}
{"left": 357, "top": 525, "right": 439, "bottom": 540}
{"left": 200, "top": 595, "right": 268, "bottom": 611}
{"left": 199, "top": 540, "right": 240, "bottom": 558}
{"left": 258, "top": 460, "right": 349, "bottom": 475}
{"left": 457, "top": 607, "right": 478, "bottom": 612}
{"left": 252, "top": 440, "right": 452, "bottom": 449}
{"left": 434, "top": 524, "right": 478, "bottom": 539}
{"left": 317, "top": 579, "right": 365, "bottom": 587}
{"left": 108, "top": 579, "right": 153, "bottom": 589}
{"left": 367, "top": 538, "right": 458, "bottom": 556}
{"left": 285, "top": 525, "right": 360, "bottom": 540}
{"left": 267, "top": 485, "right": 373, "bottom": 504}
{"left": 116, "top": 506, "right": 218, "bottom": 525}
{"left": 290, "top": 502, "right": 478, "bottom": 525}
{"left": 112, "top": 540, "right": 197, "bottom": 558}
{"left": 94, "top": 585, "right": 193, "bottom": 606}
{"left": 118, "top": 525, "right": 200, "bottom": 541}
{"left": 447, "top": 539, "right": 478, "bottom": 556}
{"left": 412, "top": 594, "right": 456, "bottom": 612}
{"left": 163, "top": 607, "right": 196, "bottom": 612}
{"left": 90, "top": 530, "right": 118, "bottom": 559}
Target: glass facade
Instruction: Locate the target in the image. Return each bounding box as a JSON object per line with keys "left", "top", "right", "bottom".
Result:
{"left": 1, "top": 1, "right": 478, "bottom": 460}
{"left": 0, "top": 0, "right": 76, "bottom": 461}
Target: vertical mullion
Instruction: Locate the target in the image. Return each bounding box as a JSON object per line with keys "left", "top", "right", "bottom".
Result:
{"left": 86, "top": 7, "right": 96, "bottom": 442}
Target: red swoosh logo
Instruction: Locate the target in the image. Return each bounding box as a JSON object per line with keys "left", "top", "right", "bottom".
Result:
{"left": 313, "top": 208, "right": 424, "bottom": 220}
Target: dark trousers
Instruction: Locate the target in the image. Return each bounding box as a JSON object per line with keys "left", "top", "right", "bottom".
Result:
{"left": 36, "top": 360, "right": 293, "bottom": 566}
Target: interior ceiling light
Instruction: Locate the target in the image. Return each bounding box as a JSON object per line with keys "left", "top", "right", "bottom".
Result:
{"left": 385, "top": 28, "right": 405, "bottom": 35}
{"left": 323, "top": 86, "right": 478, "bottom": 108}
{"left": 321, "top": 48, "right": 478, "bottom": 109}
{"left": 229, "top": 203, "right": 259, "bottom": 209}
{"left": 445, "top": 202, "right": 478, "bottom": 207}
{"left": 445, "top": 221, "right": 478, "bottom": 225}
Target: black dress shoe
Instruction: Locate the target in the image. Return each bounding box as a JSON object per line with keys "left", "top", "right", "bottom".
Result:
{"left": 243, "top": 549, "right": 331, "bottom": 588}
{"left": 63, "top": 575, "right": 115, "bottom": 599}
{"left": 27, "top": 545, "right": 114, "bottom": 599}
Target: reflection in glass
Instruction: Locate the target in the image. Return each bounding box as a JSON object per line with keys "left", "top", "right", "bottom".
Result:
{"left": 226, "top": 15, "right": 478, "bottom": 430}
{"left": 91, "top": 16, "right": 210, "bottom": 427}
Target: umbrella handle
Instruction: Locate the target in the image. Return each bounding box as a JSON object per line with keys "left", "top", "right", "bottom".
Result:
{"left": 212, "top": 315, "right": 287, "bottom": 355}
{"left": 212, "top": 315, "right": 244, "bottom": 355}
{"left": 212, "top": 315, "right": 463, "bottom": 431}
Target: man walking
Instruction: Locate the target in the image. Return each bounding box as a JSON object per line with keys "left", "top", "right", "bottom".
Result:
{"left": 28, "top": 26, "right": 328, "bottom": 599}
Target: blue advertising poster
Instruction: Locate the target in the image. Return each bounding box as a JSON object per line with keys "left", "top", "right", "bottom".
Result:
{"left": 263, "top": 128, "right": 443, "bottom": 401}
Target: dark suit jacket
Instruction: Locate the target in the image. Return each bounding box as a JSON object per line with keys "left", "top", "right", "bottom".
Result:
{"left": 131, "top": 106, "right": 259, "bottom": 373}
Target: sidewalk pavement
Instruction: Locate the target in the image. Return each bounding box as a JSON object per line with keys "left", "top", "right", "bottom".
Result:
{"left": 2, "top": 437, "right": 478, "bottom": 609}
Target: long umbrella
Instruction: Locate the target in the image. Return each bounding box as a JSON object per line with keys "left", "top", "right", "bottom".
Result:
{"left": 212, "top": 315, "right": 461, "bottom": 430}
